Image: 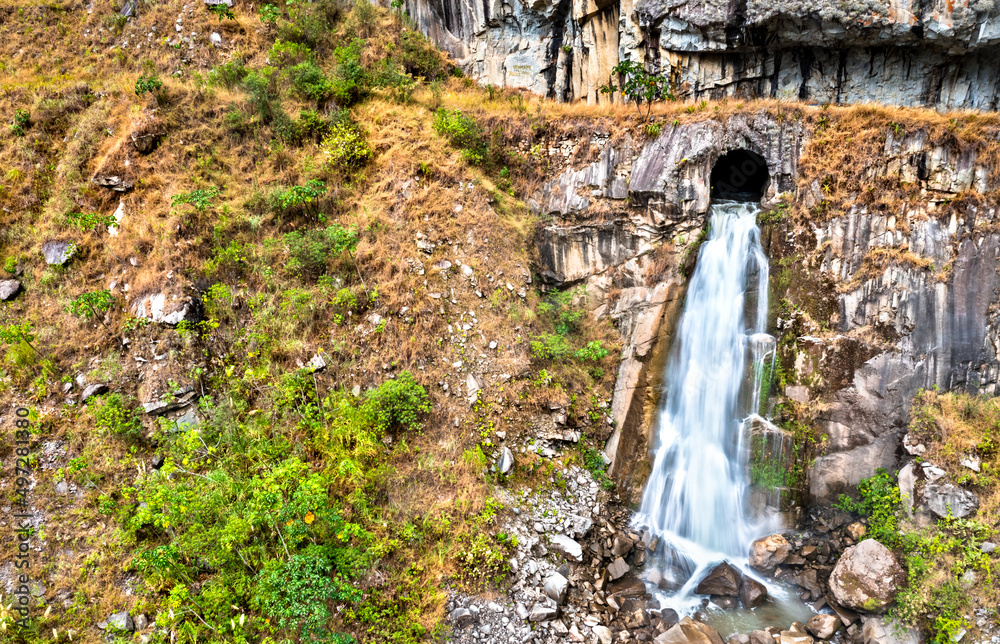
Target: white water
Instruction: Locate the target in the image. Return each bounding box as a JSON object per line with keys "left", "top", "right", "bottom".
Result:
{"left": 635, "top": 202, "right": 799, "bottom": 619}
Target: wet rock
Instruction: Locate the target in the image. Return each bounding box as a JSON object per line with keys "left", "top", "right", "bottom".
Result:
{"left": 42, "top": 241, "right": 75, "bottom": 266}
{"left": 695, "top": 561, "right": 741, "bottom": 596}
{"left": 728, "top": 635, "right": 750, "bottom": 644}
{"left": 806, "top": 614, "right": 842, "bottom": 639}
{"left": 829, "top": 540, "right": 905, "bottom": 612}
{"left": 655, "top": 617, "right": 725, "bottom": 644}
{"left": 750, "top": 631, "right": 772, "bottom": 644}
{"left": 921, "top": 484, "right": 979, "bottom": 519}
{"left": 543, "top": 571, "right": 569, "bottom": 605}
{"left": 861, "top": 616, "right": 923, "bottom": 644}
{"left": 779, "top": 629, "right": 813, "bottom": 644}
{"left": 738, "top": 575, "right": 768, "bottom": 608}
{"left": 451, "top": 608, "right": 475, "bottom": 628}
{"left": 607, "top": 574, "right": 648, "bottom": 600}
{"left": 750, "top": 534, "right": 790, "bottom": 572}
{"left": 0, "top": 279, "right": 21, "bottom": 301}
{"left": 498, "top": 447, "right": 515, "bottom": 475}
{"left": 612, "top": 534, "right": 634, "bottom": 557}
{"left": 80, "top": 383, "right": 108, "bottom": 404}
{"left": 548, "top": 534, "right": 584, "bottom": 562}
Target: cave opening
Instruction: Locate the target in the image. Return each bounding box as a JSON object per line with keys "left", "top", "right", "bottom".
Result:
{"left": 710, "top": 149, "right": 770, "bottom": 202}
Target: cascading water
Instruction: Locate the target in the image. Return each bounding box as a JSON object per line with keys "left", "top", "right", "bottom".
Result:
{"left": 634, "top": 201, "right": 810, "bottom": 627}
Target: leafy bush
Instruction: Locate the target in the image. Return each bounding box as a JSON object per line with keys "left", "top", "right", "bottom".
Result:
{"left": 530, "top": 333, "right": 573, "bottom": 361}
{"left": 66, "top": 211, "right": 116, "bottom": 231}
{"left": 243, "top": 67, "right": 283, "bottom": 124}
{"left": 135, "top": 74, "right": 164, "bottom": 99}
{"left": 253, "top": 546, "right": 360, "bottom": 643}
{"left": 209, "top": 57, "right": 248, "bottom": 88}
{"left": 835, "top": 468, "right": 901, "bottom": 546}
{"left": 580, "top": 437, "right": 615, "bottom": 491}
{"left": 284, "top": 224, "right": 358, "bottom": 279}
{"left": 10, "top": 109, "right": 29, "bottom": 136}
{"left": 399, "top": 31, "right": 446, "bottom": 80}
{"left": 271, "top": 179, "right": 328, "bottom": 219}
{"left": 323, "top": 120, "right": 373, "bottom": 170}
{"left": 207, "top": 3, "right": 235, "bottom": 21}
{"left": 361, "top": 371, "right": 431, "bottom": 436}
{"left": 172, "top": 187, "right": 220, "bottom": 212}
{"left": 68, "top": 290, "right": 115, "bottom": 319}
{"left": 574, "top": 340, "right": 610, "bottom": 362}
{"left": 433, "top": 109, "right": 486, "bottom": 164}
{"left": 599, "top": 60, "right": 674, "bottom": 121}
{"left": 93, "top": 393, "right": 143, "bottom": 441}
{"left": 288, "top": 60, "right": 334, "bottom": 102}
{"left": 329, "top": 39, "right": 369, "bottom": 106}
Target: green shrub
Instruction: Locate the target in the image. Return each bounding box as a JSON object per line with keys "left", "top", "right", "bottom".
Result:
{"left": 329, "top": 39, "right": 369, "bottom": 106}
{"left": 835, "top": 468, "right": 901, "bottom": 547}
{"left": 10, "top": 108, "right": 29, "bottom": 136}
{"left": 284, "top": 224, "right": 358, "bottom": 279}
{"left": 259, "top": 2, "right": 280, "bottom": 23}
{"left": 172, "top": 187, "right": 220, "bottom": 212}
{"left": 243, "top": 67, "right": 283, "bottom": 124}
{"left": 66, "top": 211, "right": 116, "bottom": 231}
{"left": 207, "top": 3, "right": 235, "bottom": 21}
{"left": 288, "top": 60, "right": 334, "bottom": 101}
{"left": 253, "top": 547, "right": 360, "bottom": 643}
{"left": 530, "top": 333, "right": 574, "bottom": 361}
{"left": 135, "top": 74, "right": 164, "bottom": 98}
{"left": 93, "top": 393, "right": 143, "bottom": 441}
{"left": 209, "top": 57, "right": 248, "bottom": 88}
{"left": 68, "top": 290, "right": 115, "bottom": 319}
{"left": 323, "top": 120, "right": 372, "bottom": 170}
{"left": 270, "top": 179, "right": 328, "bottom": 219}
{"left": 362, "top": 371, "right": 431, "bottom": 436}
{"left": 574, "top": 340, "right": 609, "bottom": 362}
{"left": 433, "top": 108, "right": 486, "bottom": 164}
{"left": 399, "top": 31, "right": 446, "bottom": 80}
{"left": 270, "top": 39, "right": 312, "bottom": 67}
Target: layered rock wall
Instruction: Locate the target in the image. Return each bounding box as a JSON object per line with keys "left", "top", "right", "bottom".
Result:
{"left": 404, "top": 0, "right": 1000, "bottom": 110}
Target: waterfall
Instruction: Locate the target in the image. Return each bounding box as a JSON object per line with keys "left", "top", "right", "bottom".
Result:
{"left": 635, "top": 201, "right": 779, "bottom": 599}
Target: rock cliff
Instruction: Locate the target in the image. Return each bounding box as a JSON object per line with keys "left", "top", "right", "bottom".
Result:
{"left": 405, "top": 0, "right": 1000, "bottom": 109}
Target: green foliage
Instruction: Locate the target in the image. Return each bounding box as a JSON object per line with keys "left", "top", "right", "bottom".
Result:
{"left": 361, "top": 371, "right": 431, "bottom": 437}
{"left": 599, "top": 60, "right": 674, "bottom": 122}
{"left": 10, "top": 108, "right": 30, "bottom": 136}
{"left": 289, "top": 60, "right": 335, "bottom": 101}
{"left": 0, "top": 322, "right": 40, "bottom": 355}
{"left": 323, "top": 120, "right": 373, "bottom": 170}
{"left": 208, "top": 3, "right": 236, "bottom": 21}
{"left": 68, "top": 290, "right": 115, "bottom": 319}
{"left": 932, "top": 617, "right": 968, "bottom": 644}
{"left": 243, "top": 67, "right": 283, "bottom": 124}
{"left": 254, "top": 546, "right": 360, "bottom": 643}
{"left": 835, "top": 468, "right": 901, "bottom": 547}
{"left": 580, "top": 437, "right": 614, "bottom": 491}
{"left": 433, "top": 109, "right": 486, "bottom": 164}
{"left": 398, "top": 31, "right": 446, "bottom": 80}
{"left": 172, "top": 187, "right": 220, "bottom": 212}
{"left": 135, "top": 74, "right": 164, "bottom": 98}
{"left": 284, "top": 224, "right": 358, "bottom": 280}
{"left": 259, "top": 2, "right": 280, "bottom": 23}
{"left": 271, "top": 179, "right": 328, "bottom": 219}
{"left": 574, "top": 341, "right": 609, "bottom": 362}
{"left": 329, "top": 39, "right": 370, "bottom": 106}
{"left": 66, "top": 210, "right": 116, "bottom": 231}
{"left": 93, "top": 392, "right": 143, "bottom": 442}
{"left": 529, "top": 333, "right": 573, "bottom": 361}
{"left": 209, "top": 57, "right": 248, "bottom": 88}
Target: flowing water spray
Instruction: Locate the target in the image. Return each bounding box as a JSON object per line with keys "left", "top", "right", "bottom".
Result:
{"left": 634, "top": 202, "right": 807, "bottom": 624}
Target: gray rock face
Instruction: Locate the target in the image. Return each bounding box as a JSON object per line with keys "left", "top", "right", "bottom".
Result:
{"left": 498, "top": 447, "right": 515, "bottom": 475}
{"left": 131, "top": 290, "right": 202, "bottom": 326}
{"left": 80, "top": 383, "right": 108, "bottom": 404}
{"left": 450, "top": 607, "right": 475, "bottom": 628}
{"left": 407, "top": 0, "right": 1000, "bottom": 110}
{"left": 528, "top": 599, "right": 559, "bottom": 622}
{"left": 91, "top": 174, "right": 134, "bottom": 192}
{"left": 42, "top": 241, "right": 75, "bottom": 266}
{"left": 829, "top": 540, "right": 905, "bottom": 612}
{"left": 0, "top": 279, "right": 21, "bottom": 301}
{"left": 921, "top": 483, "right": 980, "bottom": 519}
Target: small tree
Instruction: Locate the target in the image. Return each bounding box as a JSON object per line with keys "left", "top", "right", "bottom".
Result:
{"left": 600, "top": 60, "right": 674, "bottom": 122}
{"left": 135, "top": 74, "right": 165, "bottom": 105}
{"left": 0, "top": 322, "right": 42, "bottom": 356}
{"left": 69, "top": 290, "right": 116, "bottom": 330}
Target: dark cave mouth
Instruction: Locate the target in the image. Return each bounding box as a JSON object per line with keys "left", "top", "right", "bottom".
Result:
{"left": 710, "top": 149, "right": 770, "bottom": 202}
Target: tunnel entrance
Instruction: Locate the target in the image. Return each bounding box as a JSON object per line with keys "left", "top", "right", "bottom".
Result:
{"left": 710, "top": 149, "right": 769, "bottom": 202}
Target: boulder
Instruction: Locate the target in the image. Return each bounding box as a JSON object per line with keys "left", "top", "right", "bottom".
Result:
{"left": 806, "top": 614, "right": 842, "bottom": 639}
{"left": 42, "top": 241, "right": 75, "bottom": 266}
{"left": 450, "top": 608, "right": 475, "bottom": 628}
{"left": 593, "top": 625, "right": 614, "bottom": 644}
{"left": 750, "top": 631, "right": 772, "bottom": 644}
{"left": 131, "top": 290, "right": 201, "bottom": 326}
{"left": 80, "top": 383, "right": 109, "bottom": 404}
{"left": 608, "top": 557, "right": 629, "bottom": 580}
{"left": 548, "top": 534, "right": 584, "bottom": 562}
{"left": 528, "top": 599, "right": 559, "bottom": 622}
{"left": 543, "top": 572, "right": 569, "bottom": 605}
{"left": 91, "top": 174, "right": 134, "bottom": 192}
{"left": 829, "top": 540, "right": 905, "bottom": 612}
{"left": 99, "top": 611, "right": 134, "bottom": 632}
{"left": 861, "top": 617, "right": 923, "bottom": 644}
{"left": 497, "top": 447, "right": 514, "bottom": 475}
{"left": 921, "top": 484, "right": 979, "bottom": 519}
{"left": 739, "top": 575, "right": 768, "bottom": 608}
{"left": 897, "top": 463, "right": 916, "bottom": 516}
{"left": 0, "top": 279, "right": 21, "bottom": 301}
{"left": 779, "top": 630, "right": 813, "bottom": 644}
{"left": 695, "top": 561, "right": 742, "bottom": 596}
{"left": 749, "top": 534, "right": 790, "bottom": 571}
{"left": 655, "top": 617, "right": 725, "bottom": 644}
